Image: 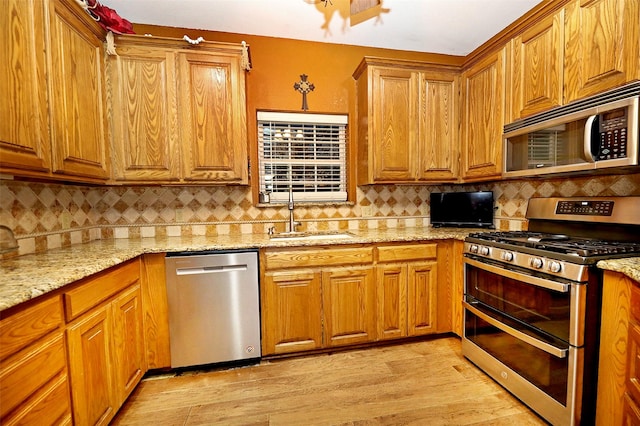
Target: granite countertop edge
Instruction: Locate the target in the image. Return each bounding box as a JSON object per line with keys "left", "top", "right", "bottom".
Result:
{"left": 0, "top": 227, "right": 474, "bottom": 312}
{"left": 2, "top": 227, "right": 639, "bottom": 312}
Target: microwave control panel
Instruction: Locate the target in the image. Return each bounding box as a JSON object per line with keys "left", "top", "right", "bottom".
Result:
{"left": 597, "top": 107, "right": 628, "bottom": 160}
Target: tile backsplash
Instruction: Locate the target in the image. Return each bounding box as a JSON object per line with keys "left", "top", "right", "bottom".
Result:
{"left": 1, "top": 172, "right": 639, "bottom": 256}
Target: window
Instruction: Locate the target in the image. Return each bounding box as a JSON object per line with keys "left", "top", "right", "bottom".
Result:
{"left": 257, "top": 111, "right": 348, "bottom": 203}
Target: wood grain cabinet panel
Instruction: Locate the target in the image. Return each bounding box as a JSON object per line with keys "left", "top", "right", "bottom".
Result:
{"left": 353, "top": 57, "right": 460, "bottom": 184}
{"left": 0, "top": 0, "right": 51, "bottom": 176}
{"left": 564, "top": 0, "right": 640, "bottom": 103}
{"left": 0, "top": 294, "right": 71, "bottom": 426}
{"left": 461, "top": 47, "right": 505, "bottom": 181}
{"left": 322, "top": 266, "right": 376, "bottom": 347}
{"left": 108, "top": 35, "right": 248, "bottom": 184}
{"left": 179, "top": 52, "right": 248, "bottom": 183}
{"left": 66, "top": 259, "right": 145, "bottom": 426}
{"left": 596, "top": 271, "right": 640, "bottom": 425}
{"left": 48, "top": 0, "right": 110, "bottom": 181}
{"left": 418, "top": 72, "right": 459, "bottom": 181}
{"left": 370, "top": 68, "right": 417, "bottom": 182}
{"left": 112, "top": 285, "right": 145, "bottom": 405}
{"left": 509, "top": 9, "right": 564, "bottom": 121}
{"left": 261, "top": 270, "right": 323, "bottom": 355}
{"left": 262, "top": 246, "right": 375, "bottom": 355}
{"left": 67, "top": 306, "right": 115, "bottom": 426}
{"left": 376, "top": 243, "right": 439, "bottom": 341}
{"left": 107, "top": 44, "right": 181, "bottom": 182}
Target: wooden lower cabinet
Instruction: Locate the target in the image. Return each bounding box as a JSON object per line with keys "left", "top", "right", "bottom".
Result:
{"left": 261, "top": 241, "right": 453, "bottom": 356}
{"left": 322, "top": 266, "right": 376, "bottom": 347}
{"left": 376, "top": 243, "right": 439, "bottom": 341}
{"left": 67, "top": 306, "right": 116, "bottom": 426}
{"left": 0, "top": 294, "right": 72, "bottom": 425}
{"left": 262, "top": 270, "right": 323, "bottom": 354}
{"left": 65, "top": 259, "right": 145, "bottom": 426}
{"left": 261, "top": 246, "right": 374, "bottom": 356}
{"left": 596, "top": 271, "right": 640, "bottom": 425}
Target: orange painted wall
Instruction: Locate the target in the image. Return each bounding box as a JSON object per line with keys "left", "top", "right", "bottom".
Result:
{"left": 133, "top": 23, "right": 464, "bottom": 197}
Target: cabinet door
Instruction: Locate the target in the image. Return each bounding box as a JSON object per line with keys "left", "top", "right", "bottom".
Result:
{"left": 322, "top": 266, "right": 376, "bottom": 347}
{"left": 376, "top": 265, "right": 407, "bottom": 341}
{"left": 67, "top": 306, "right": 116, "bottom": 426}
{"left": 564, "top": 0, "right": 640, "bottom": 102}
{"left": 178, "top": 52, "right": 248, "bottom": 183}
{"left": 262, "top": 270, "right": 323, "bottom": 355}
{"left": 48, "top": 0, "right": 109, "bottom": 181}
{"left": 407, "top": 262, "right": 437, "bottom": 336}
{"left": 108, "top": 45, "right": 181, "bottom": 182}
{"left": 371, "top": 68, "right": 418, "bottom": 182}
{"left": 418, "top": 71, "right": 459, "bottom": 181}
{"left": 510, "top": 9, "right": 564, "bottom": 120}
{"left": 0, "top": 0, "right": 51, "bottom": 175}
{"left": 112, "top": 285, "right": 145, "bottom": 406}
{"left": 461, "top": 48, "right": 505, "bottom": 181}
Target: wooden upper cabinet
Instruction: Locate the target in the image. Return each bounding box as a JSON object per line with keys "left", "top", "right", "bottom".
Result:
{"left": 353, "top": 57, "right": 460, "bottom": 184}
{"left": 179, "top": 51, "right": 248, "bottom": 184}
{"left": 418, "top": 72, "right": 459, "bottom": 181}
{"left": 48, "top": 0, "right": 110, "bottom": 181}
{"left": 461, "top": 47, "right": 505, "bottom": 181}
{"left": 369, "top": 67, "right": 417, "bottom": 182}
{"left": 108, "top": 36, "right": 249, "bottom": 184}
{"left": 107, "top": 43, "right": 181, "bottom": 182}
{"left": 564, "top": 0, "right": 640, "bottom": 103}
{"left": 509, "top": 9, "right": 564, "bottom": 121}
{"left": 0, "top": 0, "right": 51, "bottom": 176}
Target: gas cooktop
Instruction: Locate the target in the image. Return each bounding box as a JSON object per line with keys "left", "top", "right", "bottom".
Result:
{"left": 467, "top": 231, "right": 640, "bottom": 259}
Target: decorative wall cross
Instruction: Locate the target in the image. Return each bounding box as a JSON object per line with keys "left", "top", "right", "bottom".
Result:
{"left": 293, "top": 74, "right": 315, "bottom": 111}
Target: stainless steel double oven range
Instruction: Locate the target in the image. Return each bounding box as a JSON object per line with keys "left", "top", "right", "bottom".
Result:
{"left": 462, "top": 196, "right": 640, "bottom": 425}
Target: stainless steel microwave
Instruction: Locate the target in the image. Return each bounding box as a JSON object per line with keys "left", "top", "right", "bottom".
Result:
{"left": 503, "top": 82, "right": 639, "bottom": 178}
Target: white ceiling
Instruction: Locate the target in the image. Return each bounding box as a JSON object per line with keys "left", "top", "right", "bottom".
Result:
{"left": 99, "top": 0, "right": 542, "bottom": 56}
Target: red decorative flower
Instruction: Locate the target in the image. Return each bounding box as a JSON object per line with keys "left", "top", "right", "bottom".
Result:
{"left": 85, "top": 0, "right": 135, "bottom": 34}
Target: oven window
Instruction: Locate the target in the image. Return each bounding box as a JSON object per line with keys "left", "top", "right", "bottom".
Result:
{"left": 465, "top": 263, "right": 571, "bottom": 343}
{"left": 465, "top": 309, "right": 569, "bottom": 405}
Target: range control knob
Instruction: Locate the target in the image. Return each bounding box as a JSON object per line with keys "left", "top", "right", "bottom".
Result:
{"left": 470, "top": 244, "right": 479, "bottom": 254}
{"left": 531, "top": 258, "right": 544, "bottom": 269}
{"left": 549, "top": 261, "right": 562, "bottom": 273}
{"left": 501, "top": 251, "right": 514, "bottom": 262}
{"left": 479, "top": 246, "right": 490, "bottom": 256}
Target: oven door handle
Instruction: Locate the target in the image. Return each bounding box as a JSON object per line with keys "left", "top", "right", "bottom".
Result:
{"left": 464, "top": 301, "right": 568, "bottom": 359}
{"left": 464, "top": 257, "right": 570, "bottom": 293}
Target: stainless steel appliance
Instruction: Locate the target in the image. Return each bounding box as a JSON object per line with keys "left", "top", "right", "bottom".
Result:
{"left": 462, "top": 196, "right": 640, "bottom": 425}
{"left": 503, "top": 82, "right": 639, "bottom": 178}
{"left": 165, "top": 250, "right": 261, "bottom": 368}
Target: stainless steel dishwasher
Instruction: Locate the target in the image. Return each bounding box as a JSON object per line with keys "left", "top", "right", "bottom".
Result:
{"left": 165, "top": 250, "right": 261, "bottom": 368}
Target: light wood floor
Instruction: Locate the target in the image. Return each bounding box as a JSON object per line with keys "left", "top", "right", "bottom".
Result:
{"left": 113, "top": 337, "right": 547, "bottom": 425}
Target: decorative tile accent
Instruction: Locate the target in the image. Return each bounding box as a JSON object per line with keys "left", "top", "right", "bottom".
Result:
{"left": 1, "top": 172, "right": 639, "bottom": 254}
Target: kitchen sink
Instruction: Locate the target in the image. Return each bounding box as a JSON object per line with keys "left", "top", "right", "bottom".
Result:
{"left": 269, "top": 231, "right": 356, "bottom": 242}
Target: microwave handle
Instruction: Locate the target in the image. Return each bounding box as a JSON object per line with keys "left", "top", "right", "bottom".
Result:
{"left": 583, "top": 114, "right": 598, "bottom": 163}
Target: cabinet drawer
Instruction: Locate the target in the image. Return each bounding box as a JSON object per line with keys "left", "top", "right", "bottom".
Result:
{"left": 2, "top": 372, "right": 71, "bottom": 426}
{"left": 0, "top": 332, "right": 67, "bottom": 419}
{"left": 630, "top": 283, "right": 640, "bottom": 323}
{"left": 0, "top": 295, "right": 62, "bottom": 361}
{"left": 64, "top": 259, "right": 140, "bottom": 321}
{"left": 265, "top": 247, "right": 373, "bottom": 270}
{"left": 377, "top": 243, "right": 437, "bottom": 263}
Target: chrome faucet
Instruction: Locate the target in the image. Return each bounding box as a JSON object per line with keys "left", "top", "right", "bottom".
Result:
{"left": 288, "top": 187, "right": 301, "bottom": 233}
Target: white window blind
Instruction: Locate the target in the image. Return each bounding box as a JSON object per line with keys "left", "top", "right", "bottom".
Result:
{"left": 257, "top": 111, "right": 348, "bottom": 203}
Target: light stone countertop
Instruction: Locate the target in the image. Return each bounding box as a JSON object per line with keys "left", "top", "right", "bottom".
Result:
{"left": 2, "top": 227, "right": 639, "bottom": 313}
{"left": 0, "top": 227, "right": 477, "bottom": 312}
{"left": 597, "top": 257, "right": 640, "bottom": 283}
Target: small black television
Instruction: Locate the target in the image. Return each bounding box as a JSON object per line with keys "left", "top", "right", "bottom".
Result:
{"left": 430, "top": 191, "right": 494, "bottom": 228}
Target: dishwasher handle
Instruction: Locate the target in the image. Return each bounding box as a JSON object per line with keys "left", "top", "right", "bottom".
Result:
{"left": 176, "top": 264, "right": 248, "bottom": 275}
